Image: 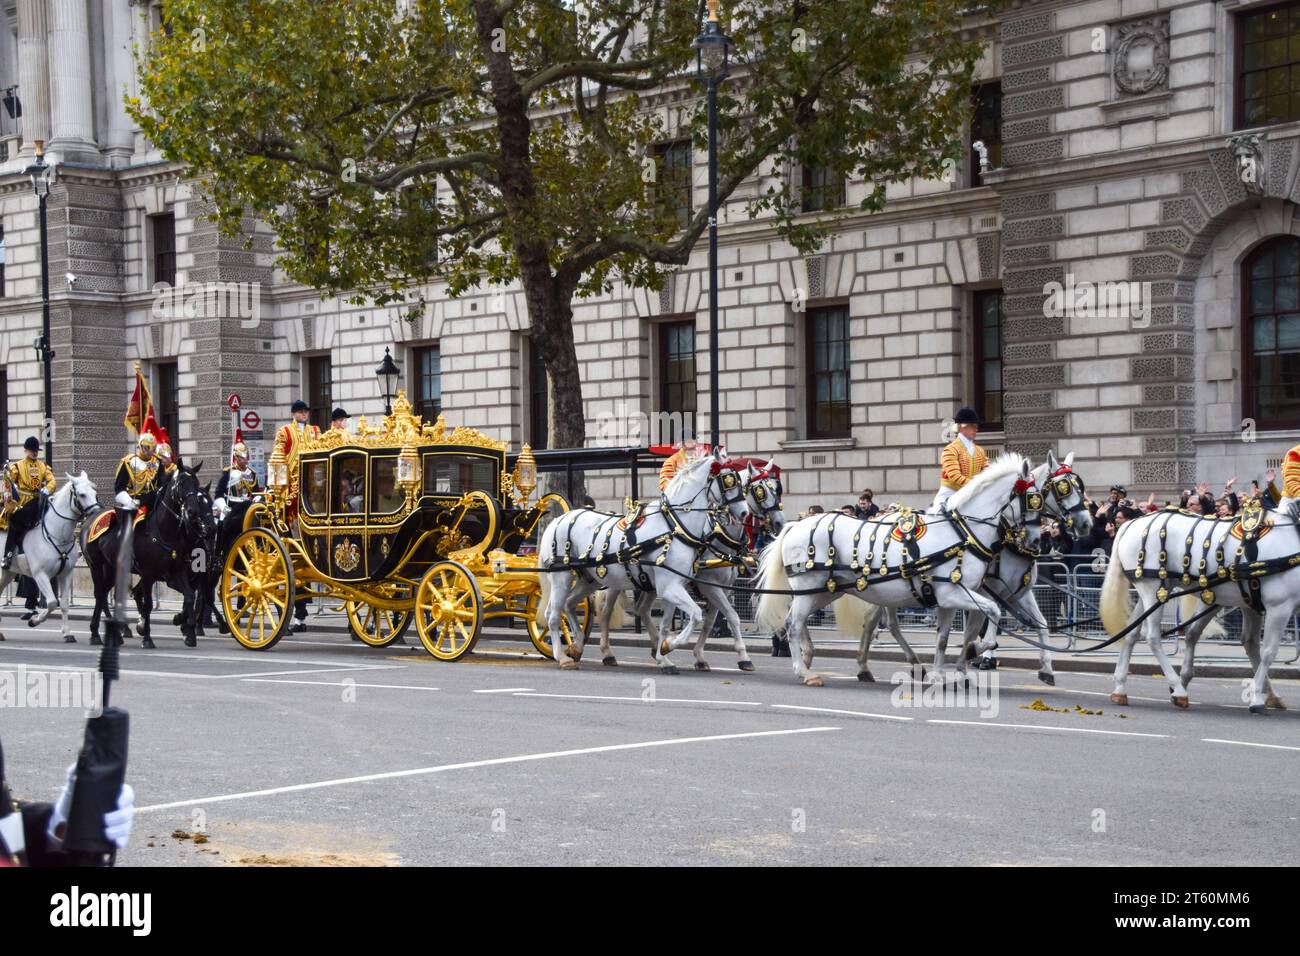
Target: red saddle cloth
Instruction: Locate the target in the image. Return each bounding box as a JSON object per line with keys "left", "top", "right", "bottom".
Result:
{"left": 86, "top": 507, "right": 148, "bottom": 544}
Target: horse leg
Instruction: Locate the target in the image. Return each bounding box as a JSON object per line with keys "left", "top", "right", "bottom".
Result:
{"left": 886, "top": 608, "right": 922, "bottom": 676}
{"left": 933, "top": 607, "right": 959, "bottom": 681}
{"left": 1143, "top": 600, "right": 1189, "bottom": 708}
{"left": 58, "top": 571, "right": 74, "bottom": 643}
{"left": 1177, "top": 609, "right": 1213, "bottom": 692}
{"left": 856, "top": 604, "right": 883, "bottom": 682}
{"left": 1247, "top": 610, "right": 1289, "bottom": 714}
{"left": 711, "top": 578, "right": 754, "bottom": 673}
{"left": 139, "top": 579, "right": 155, "bottom": 649}
{"left": 693, "top": 600, "right": 716, "bottom": 670}
{"left": 181, "top": 578, "right": 198, "bottom": 647}
{"left": 653, "top": 578, "right": 702, "bottom": 675}
{"left": 28, "top": 570, "right": 58, "bottom": 632}
{"left": 1239, "top": 610, "right": 1285, "bottom": 710}
{"left": 788, "top": 591, "right": 836, "bottom": 685}
{"left": 1017, "top": 591, "right": 1055, "bottom": 686}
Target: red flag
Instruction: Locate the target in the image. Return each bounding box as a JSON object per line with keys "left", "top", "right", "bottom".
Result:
{"left": 124, "top": 364, "right": 153, "bottom": 435}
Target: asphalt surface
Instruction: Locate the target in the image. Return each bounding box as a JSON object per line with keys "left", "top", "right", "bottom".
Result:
{"left": 2, "top": 616, "right": 1298, "bottom": 866}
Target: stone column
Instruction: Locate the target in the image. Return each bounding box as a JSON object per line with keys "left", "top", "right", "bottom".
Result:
{"left": 47, "top": 0, "right": 99, "bottom": 161}
{"left": 102, "top": 0, "right": 137, "bottom": 162}
{"left": 16, "top": 0, "right": 51, "bottom": 156}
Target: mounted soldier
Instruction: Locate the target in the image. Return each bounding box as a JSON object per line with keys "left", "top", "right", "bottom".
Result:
{"left": 1, "top": 437, "right": 56, "bottom": 572}
{"left": 113, "top": 432, "right": 161, "bottom": 515}
{"left": 213, "top": 441, "right": 259, "bottom": 521}
{"left": 157, "top": 441, "right": 178, "bottom": 477}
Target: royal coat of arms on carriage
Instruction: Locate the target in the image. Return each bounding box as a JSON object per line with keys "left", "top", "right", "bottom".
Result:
{"left": 333, "top": 539, "right": 361, "bottom": 572}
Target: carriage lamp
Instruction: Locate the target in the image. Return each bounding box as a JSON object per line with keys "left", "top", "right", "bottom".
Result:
{"left": 268, "top": 447, "right": 288, "bottom": 490}
{"left": 398, "top": 439, "right": 421, "bottom": 488}
{"left": 514, "top": 444, "right": 537, "bottom": 505}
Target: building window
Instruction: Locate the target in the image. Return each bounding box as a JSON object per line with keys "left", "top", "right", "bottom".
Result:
{"left": 1238, "top": 2, "right": 1300, "bottom": 128}
{"left": 653, "top": 140, "right": 692, "bottom": 230}
{"left": 306, "top": 354, "right": 332, "bottom": 432}
{"left": 528, "top": 339, "right": 548, "bottom": 449}
{"left": 969, "top": 82, "right": 1002, "bottom": 187}
{"left": 151, "top": 212, "right": 176, "bottom": 287}
{"left": 1244, "top": 235, "right": 1300, "bottom": 429}
{"left": 659, "top": 320, "right": 696, "bottom": 444}
{"left": 807, "top": 305, "right": 851, "bottom": 439}
{"left": 0, "top": 369, "right": 8, "bottom": 456}
{"left": 155, "top": 360, "right": 179, "bottom": 442}
{"left": 413, "top": 345, "right": 441, "bottom": 423}
{"left": 972, "top": 290, "right": 1004, "bottom": 432}
{"left": 801, "top": 161, "right": 845, "bottom": 213}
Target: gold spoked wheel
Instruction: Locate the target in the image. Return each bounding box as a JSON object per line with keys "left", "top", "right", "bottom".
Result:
{"left": 526, "top": 595, "right": 591, "bottom": 660}
{"left": 414, "top": 561, "right": 481, "bottom": 661}
{"left": 221, "top": 528, "right": 295, "bottom": 651}
{"left": 241, "top": 500, "right": 268, "bottom": 533}
{"left": 345, "top": 599, "right": 413, "bottom": 648}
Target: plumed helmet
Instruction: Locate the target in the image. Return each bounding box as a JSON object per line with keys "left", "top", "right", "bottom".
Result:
{"left": 232, "top": 442, "right": 249, "bottom": 459}
{"left": 138, "top": 433, "right": 158, "bottom": 450}
{"left": 157, "top": 442, "right": 173, "bottom": 458}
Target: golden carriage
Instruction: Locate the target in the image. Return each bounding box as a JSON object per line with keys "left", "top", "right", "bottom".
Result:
{"left": 219, "top": 390, "right": 587, "bottom": 660}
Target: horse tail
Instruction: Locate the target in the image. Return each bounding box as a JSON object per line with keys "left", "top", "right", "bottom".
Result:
{"left": 834, "top": 591, "right": 867, "bottom": 638}
{"left": 1100, "top": 525, "right": 1135, "bottom": 636}
{"left": 754, "top": 523, "right": 794, "bottom": 633}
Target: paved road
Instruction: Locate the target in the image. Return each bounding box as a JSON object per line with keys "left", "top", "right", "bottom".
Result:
{"left": 2, "top": 619, "right": 1297, "bottom": 866}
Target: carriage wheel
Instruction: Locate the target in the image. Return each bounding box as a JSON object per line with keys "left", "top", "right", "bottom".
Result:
{"left": 221, "top": 527, "right": 295, "bottom": 651}
{"left": 345, "top": 600, "right": 413, "bottom": 648}
{"left": 526, "top": 595, "right": 592, "bottom": 659}
{"left": 242, "top": 501, "right": 268, "bottom": 533}
{"left": 414, "top": 560, "right": 481, "bottom": 661}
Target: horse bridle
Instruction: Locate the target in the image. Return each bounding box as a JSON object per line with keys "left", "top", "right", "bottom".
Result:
{"left": 1045, "top": 465, "right": 1088, "bottom": 530}
{"left": 160, "top": 473, "right": 210, "bottom": 539}
{"left": 745, "top": 469, "right": 783, "bottom": 527}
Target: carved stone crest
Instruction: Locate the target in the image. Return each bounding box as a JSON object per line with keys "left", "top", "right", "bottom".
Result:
{"left": 1228, "top": 133, "right": 1265, "bottom": 195}
{"left": 1113, "top": 17, "right": 1170, "bottom": 96}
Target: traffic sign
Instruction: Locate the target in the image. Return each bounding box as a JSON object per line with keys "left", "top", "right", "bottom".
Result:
{"left": 242, "top": 410, "right": 261, "bottom": 430}
{"left": 227, "top": 393, "right": 242, "bottom": 411}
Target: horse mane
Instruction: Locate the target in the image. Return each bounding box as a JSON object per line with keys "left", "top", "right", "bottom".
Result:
{"left": 946, "top": 452, "right": 1027, "bottom": 512}
{"left": 663, "top": 455, "right": 711, "bottom": 500}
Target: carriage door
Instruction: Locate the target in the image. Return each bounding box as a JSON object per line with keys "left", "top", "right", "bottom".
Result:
{"left": 328, "top": 451, "right": 369, "bottom": 579}
{"left": 368, "top": 454, "right": 404, "bottom": 573}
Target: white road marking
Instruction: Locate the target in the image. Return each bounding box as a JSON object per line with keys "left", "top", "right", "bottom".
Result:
{"left": 770, "top": 703, "right": 912, "bottom": 722}
{"left": 135, "top": 726, "right": 841, "bottom": 812}
{"left": 1202, "top": 738, "right": 1300, "bottom": 752}
{"left": 472, "top": 687, "right": 535, "bottom": 694}
{"left": 0, "top": 642, "right": 403, "bottom": 670}
{"left": 242, "top": 679, "right": 439, "bottom": 691}
{"left": 513, "top": 692, "right": 763, "bottom": 706}
{"left": 927, "top": 718, "right": 1169, "bottom": 739}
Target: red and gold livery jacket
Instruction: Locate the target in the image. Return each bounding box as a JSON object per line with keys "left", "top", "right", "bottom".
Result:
{"left": 4, "top": 458, "right": 55, "bottom": 508}
{"left": 1283, "top": 443, "right": 1300, "bottom": 500}
{"left": 939, "top": 438, "right": 988, "bottom": 492}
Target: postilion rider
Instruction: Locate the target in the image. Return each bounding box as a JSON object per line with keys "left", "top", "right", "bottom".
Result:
{"left": 1284, "top": 439, "right": 1300, "bottom": 504}
{"left": 931, "top": 406, "right": 998, "bottom": 671}
{"left": 0, "top": 437, "right": 56, "bottom": 572}
{"left": 658, "top": 437, "right": 708, "bottom": 492}
{"left": 274, "top": 399, "right": 320, "bottom": 633}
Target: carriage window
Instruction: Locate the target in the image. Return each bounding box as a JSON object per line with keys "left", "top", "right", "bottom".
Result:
{"left": 303, "top": 460, "right": 328, "bottom": 515}
{"left": 333, "top": 453, "right": 366, "bottom": 513}
{"left": 371, "top": 456, "right": 404, "bottom": 514}
{"left": 423, "top": 454, "right": 498, "bottom": 496}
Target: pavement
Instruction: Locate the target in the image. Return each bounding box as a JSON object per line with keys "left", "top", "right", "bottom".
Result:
{"left": 2, "top": 612, "right": 1298, "bottom": 866}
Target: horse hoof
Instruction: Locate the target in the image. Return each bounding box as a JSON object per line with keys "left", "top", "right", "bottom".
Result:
{"left": 1109, "top": 693, "right": 1128, "bottom": 706}
{"left": 602, "top": 656, "right": 618, "bottom": 667}
{"left": 1171, "top": 695, "right": 1189, "bottom": 709}
{"left": 63, "top": 634, "right": 76, "bottom": 644}
{"left": 89, "top": 634, "right": 102, "bottom": 646}
{"left": 1267, "top": 694, "right": 1287, "bottom": 711}
{"left": 1249, "top": 704, "right": 1268, "bottom": 715}
{"left": 564, "top": 645, "right": 582, "bottom": 662}
{"left": 184, "top": 636, "right": 197, "bottom": 648}
{"left": 802, "top": 675, "right": 825, "bottom": 687}
{"left": 659, "top": 639, "right": 672, "bottom": 656}
{"left": 134, "top": 624, "right": 145, "bottom": 637}
{"left": 217, "top": 620, "right": 230, "bottom": 635}
{"left": 172, "top": 613, "right": 183, "bottom": 626}
{"left": 558, "top": 658, "right": 579, "bottom": 671}
{"left": 694, "top": 661, "right": 710, "bottom": 672}
{"left": 141, "top": 638, "right": 156, "bottom": 649}
{"left": 1038, "top": 671, "right": 1055, "bottom": 686}
{"left": 738, "top": 660, "right": 755, "bottom": 673}
{"left": 662, "top": 665, "right": 679, "bottom": 676}
{"left": 26, "top": 617, "right": 37, "bottom": 628}
{"left": 857, "top": 671, "right": 875, "bottom": 683}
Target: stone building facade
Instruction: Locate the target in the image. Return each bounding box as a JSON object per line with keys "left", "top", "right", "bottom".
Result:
{"left": 0, "top": 0, "right": 1298, "bottom": 515}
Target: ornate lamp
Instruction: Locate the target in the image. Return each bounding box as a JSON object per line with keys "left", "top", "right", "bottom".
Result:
{"left": 375, "top": 346, "right": 401, "bottom": 416}
{"left": 513, "top": 443, "right": 537, "bottom": 506}
{"left": 268, "top": 446, "right": 288, "bottom": 491}
{"left": 398, "top": 438, "right": 421, "bottom": 490}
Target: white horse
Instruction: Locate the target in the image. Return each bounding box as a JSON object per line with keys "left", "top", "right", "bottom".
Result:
{"left": 755, "top": 454, "right": 1037, "bottom": 685}
{"left": 858, "top": 452, "right": 1094, "bottom": 686}
{"left": 594, "top": 462, "right": 786, "bottom": 672}
{"left": 1099, "top": 498, "right": 1300, "bottom": 713}
{"left": 536, "top": 453, "right": 750, "bottom": 673}
{"left": 0, "top": 473, "right": 99, "bottom": 643}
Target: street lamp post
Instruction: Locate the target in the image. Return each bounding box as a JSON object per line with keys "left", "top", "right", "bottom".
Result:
{"left": 375, "top": 346, "right": 401, "bottom": 417}
{"left": 23, "top": 140, "right": 53, "bottom": 466}
{"left": 694, "top": 0, "right": 731, "bottom": 452}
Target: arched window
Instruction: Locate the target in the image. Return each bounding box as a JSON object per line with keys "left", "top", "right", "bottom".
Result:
{"left": 1244, "top": 236, "right": 1300, "bottom": 429}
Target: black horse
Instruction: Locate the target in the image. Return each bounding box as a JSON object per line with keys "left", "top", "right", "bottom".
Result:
{"left": 202, "top": 496, "right": 256, "bottom": 635}
{"left": 83, "top": 462, "right": 215, "bottom": 648}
